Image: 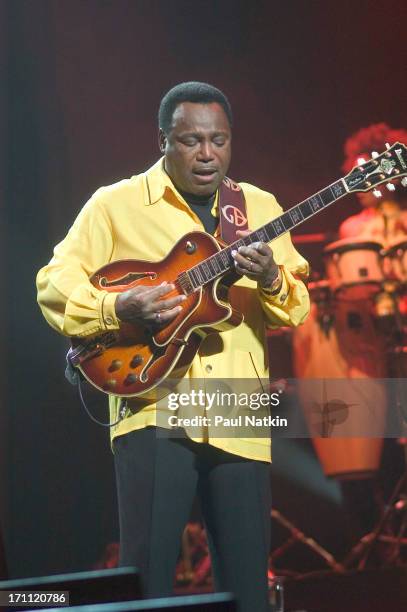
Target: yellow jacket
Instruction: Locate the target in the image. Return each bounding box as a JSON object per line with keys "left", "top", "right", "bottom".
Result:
{"left": 36, "top": 159, "right": 310, "bottom": 461}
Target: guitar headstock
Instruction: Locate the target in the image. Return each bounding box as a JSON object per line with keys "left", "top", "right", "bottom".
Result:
{"left": 344, "top": 142, "right": 407, "bottom": 195}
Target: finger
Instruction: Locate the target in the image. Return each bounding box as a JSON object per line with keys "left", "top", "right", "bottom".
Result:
{"left": 232, "top": 248, "right": 265, "bottom": 270}
{"left": 149, "top": 305, "right": 184, "bottom": 325}
{"left": 233, "top": 262, "right": 259, "bottom": 277}
{"left": 135, "top": 283, "right": 177, "bottom": 310}
{"left": 146, "top": 282, "right": 176, "bottom": 299}
{"left": 232, "top": 253, "right": 262, "bottom": 275}
{"left": 233, "top": 262, "right": 245, "bottom": 277}
{"left": 152, "top": 293, "right": 186, "bottom": 312}
{"left": 250, "top": 242, "right": 273, "bottom": 257}
{"left": 236, "top": 245, "right": 269, "bottom": 264}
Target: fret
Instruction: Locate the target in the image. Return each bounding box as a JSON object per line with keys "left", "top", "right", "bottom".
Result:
{"left": 211, "top": 255, "right": 222, "bottom": 274}
{"left": 281, "top": 211, "right": 294, "bottom": 231}
{"left": 219, "top": 250, "right": 229, "bottom": 267}
{"left": 289, "top": 206, "right": 303, "bottom": 225}
{"left": 256, "top": 227, "right": 270, "bottom": 243}
{"left": 178, "top": 271, "right": 194, "bottom": 294}
{"left": 271, "top": 217, "right": 285, "bottom": 236}
{"left": 320, "top": 187, "right": 334, "bottom": 206}
{"left": 299, "top": 201, "right": 311, "bottom": 218}
{"left": 225, "top": 247, "right": 235, "bottom": 266}
{"left": 201, "top": 262, "right": 211, "bottom": 280}
{"left": 189, "top": 268, "right": 200, "bottom": 289}
{"left": 331, "top": 180, "right": 346, "bottom": 198}
{"left": 207, "top": 259, "right": 216, "bottom": 276}
{"left": 308, "top": 194, "right": 323, "bottom": 213}
{"left": 195, "top": 266, "right": 205, "bottom": 285}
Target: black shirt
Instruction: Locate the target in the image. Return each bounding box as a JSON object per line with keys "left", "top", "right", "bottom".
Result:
{"left": 181, "top": 190, "right": 218, "bottom": 235}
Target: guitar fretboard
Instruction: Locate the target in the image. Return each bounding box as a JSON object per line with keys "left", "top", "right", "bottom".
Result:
{"left": 180, "top": 178, "right": 347, "bottom": 292}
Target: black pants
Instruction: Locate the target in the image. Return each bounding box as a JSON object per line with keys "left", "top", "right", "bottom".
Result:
{"left": 114, "top": 427, "right": 271, "bottom": 612}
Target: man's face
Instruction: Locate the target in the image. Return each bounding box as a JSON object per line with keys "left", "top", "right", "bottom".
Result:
{"left": 159, "top": 102, "right": 232, "bottom": 197}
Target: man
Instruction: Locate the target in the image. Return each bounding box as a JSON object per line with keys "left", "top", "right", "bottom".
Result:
{"left": 37, "top": 82, "right": 309, "bottom": 611}
{"left": 339, "top": 122, "right": 407, "bottom": 244}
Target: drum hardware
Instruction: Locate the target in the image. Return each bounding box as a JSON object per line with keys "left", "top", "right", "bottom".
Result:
{"left": 270, "top": 509, "right": 344, "bottom": 573}
{"left": 342, "top": 468, "right": 407, "bottom": 570}
{"left": 341, "top": 349, "right": 407, "bottom": 569}
{"left": 308, "top": 280, "right": 334, "bottom": 337}
{"left": 388, "top": 345, "right": 407, "bottom": 425}
{"left": 384, "top": 239, "right": 407, "bottom": 283}
{"left": 345, "top": 336, "right": 407, "bottom": 568}
{"left": 318, "top": 310, "right": 334, "bottom": 338}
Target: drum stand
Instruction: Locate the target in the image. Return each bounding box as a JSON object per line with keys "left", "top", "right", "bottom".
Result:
{"left": 343, "top": 318, "right": 407, "bottom": 570}
{"left": 270, "top": 509, "right": 344, "bottom": 575}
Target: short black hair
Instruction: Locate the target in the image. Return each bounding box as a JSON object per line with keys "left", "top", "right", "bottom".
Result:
{"left": 158, "top": 81, "right": 233, "bottom": 134}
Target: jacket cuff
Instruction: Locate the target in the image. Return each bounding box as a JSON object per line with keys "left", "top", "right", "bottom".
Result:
{"left": 100, "top": 291, "right": 120, "bottom": 330}
{"left": 258, "top": 266, "right": 289, "bottom": 305}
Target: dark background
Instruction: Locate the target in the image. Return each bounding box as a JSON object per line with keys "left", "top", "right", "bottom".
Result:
{"left": 1, "top": 0, "right": 406, "bottom": 579}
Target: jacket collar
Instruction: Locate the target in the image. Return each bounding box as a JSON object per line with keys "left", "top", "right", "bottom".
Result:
{"left": 144, "top": 157, "right": 179, "bottom": 205}
{"left": 143, "top": 157, "right": 219, "bottom": 216}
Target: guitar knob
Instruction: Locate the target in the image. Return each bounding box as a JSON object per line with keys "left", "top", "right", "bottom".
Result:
{"left": 124, "top": 373, "right": 138, "bottom": 385}
{"left": 371, "top": 151, "right": 379, "bottom": 158}
{"left": 103, "top": 379, "right": 117, "bottom": 390}
{"left": 130, "top": 355, "right": 143, "bottom": 368}
{"left": 108, "top": 359, "right": 122, "bottom": 372}
{"left": 185, "top": 241, "right": 197, "bottom": 254}
{"left": 386, "top": 183, "right": 396, "bottom": 191}
{"left": 401, "top": 177, "right": 407, "bottom": 187}
{"left": 373, "top": 189, "right": 382, "bottom": 198}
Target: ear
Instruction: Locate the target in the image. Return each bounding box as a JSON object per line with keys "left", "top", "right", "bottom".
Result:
{"left": 158, "top": 128, "right": 167, "bottom": 154}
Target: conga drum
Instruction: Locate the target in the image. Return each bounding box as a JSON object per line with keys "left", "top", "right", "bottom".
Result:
{"left": 323, "top": 238, "right": 385, "bottom": 301}
{"left": 293, "top": 282, "right": 387, "bottom": 480}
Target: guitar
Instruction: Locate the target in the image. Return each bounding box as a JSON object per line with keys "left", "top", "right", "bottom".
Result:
{"left": 68, "top": 143, "right": 407, "bottom": 397}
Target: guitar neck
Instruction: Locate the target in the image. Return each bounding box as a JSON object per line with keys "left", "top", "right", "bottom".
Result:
{"left": 182, "top": 178, "right": 348, "bottom": 291}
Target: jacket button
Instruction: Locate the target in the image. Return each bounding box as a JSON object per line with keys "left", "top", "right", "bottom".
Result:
{"left": 105, "top": 316, "right": 113, "bottom": 325}
{"left": 205, "top": 364, "right": 212, "bottom": 373}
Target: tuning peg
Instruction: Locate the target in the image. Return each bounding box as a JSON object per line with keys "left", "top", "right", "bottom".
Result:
{"left": 357, "top": 157, "right": 367, "bottom": 165}
{"left": 401, "top": 177, "right": 407, "bottom": 187}
{"left": 385, "top": 142, "right": 391, "bottom": 149}
{"left": 386, "top": 183, "right": 396, "bottom": 192}
{"left": 373, "top": 189, "right": 382, "bottom": 198}
{"left": 371, "top": 151, "right": 379, "bottom": 158}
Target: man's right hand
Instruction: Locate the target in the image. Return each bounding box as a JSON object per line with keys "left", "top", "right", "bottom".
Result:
{"left": 115, "top": 282, "right": 186, "bottom": 327}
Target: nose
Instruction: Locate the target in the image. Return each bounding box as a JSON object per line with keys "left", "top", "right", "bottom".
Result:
{"left": 197, "top": 140, "right": 215, "bottom": 162}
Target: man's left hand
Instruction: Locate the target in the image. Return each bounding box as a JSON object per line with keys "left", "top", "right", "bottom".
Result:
{"left": 232, "top": 229, "right": 280, "bottom": 289}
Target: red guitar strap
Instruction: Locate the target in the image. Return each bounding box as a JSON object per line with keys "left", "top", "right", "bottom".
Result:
{"left": 217, "top": 177, "right": 248, "bottom": 244}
